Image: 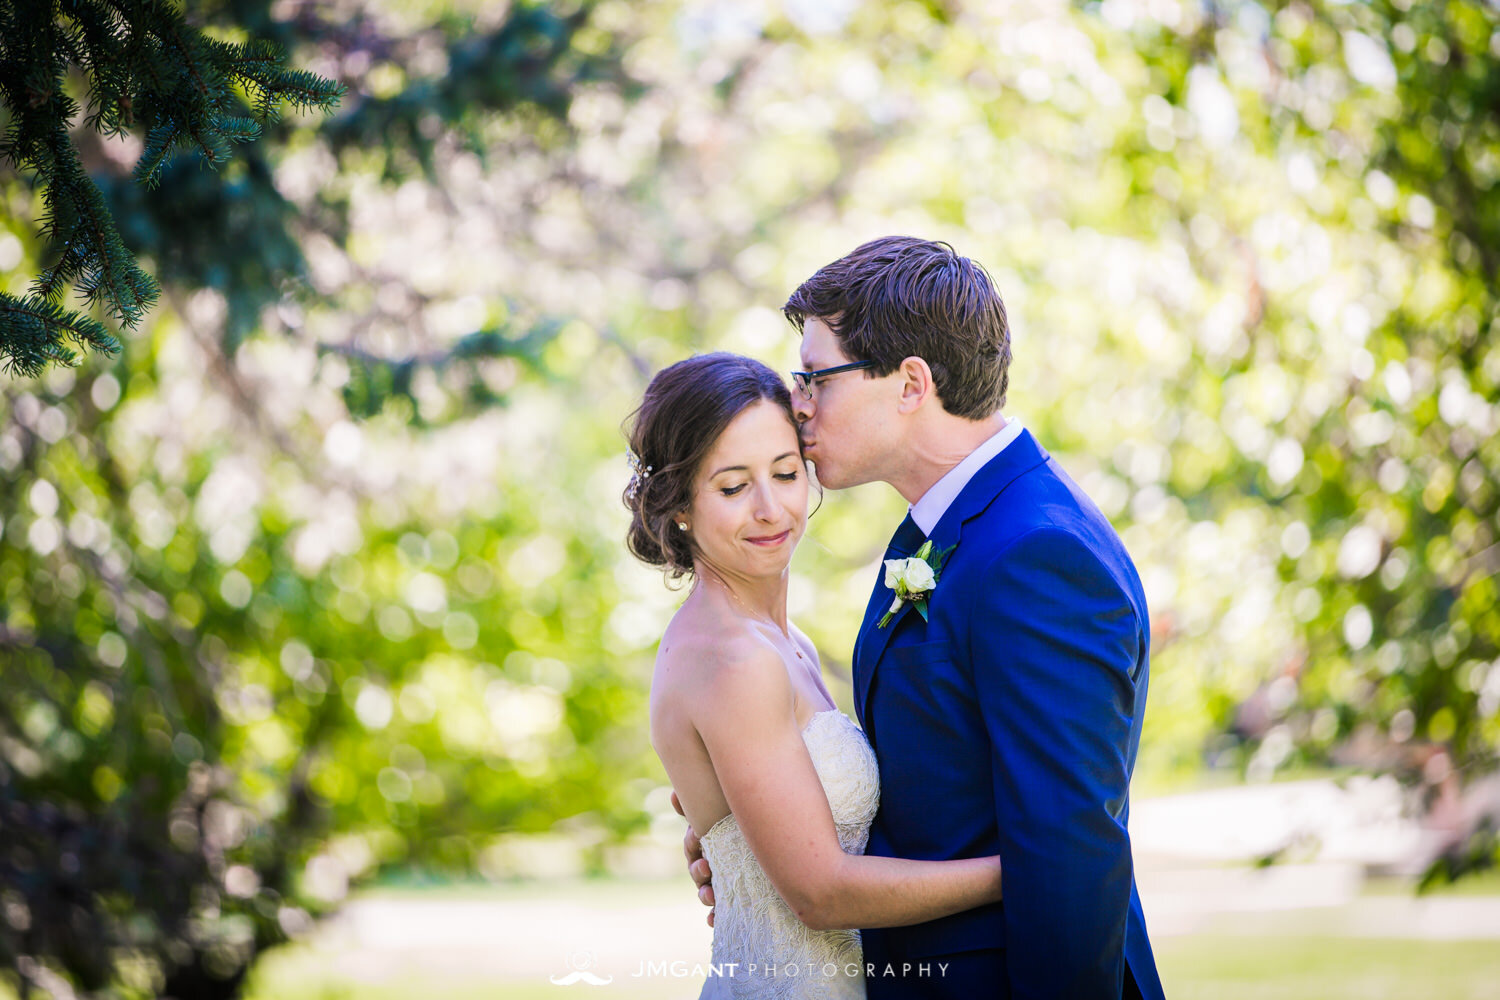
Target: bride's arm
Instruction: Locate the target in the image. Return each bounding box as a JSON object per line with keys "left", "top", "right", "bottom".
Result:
{"left": 692, "top": 643, "right": 1001, "bottom": 931}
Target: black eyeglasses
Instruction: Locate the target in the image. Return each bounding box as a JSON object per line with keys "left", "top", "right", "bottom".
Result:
{"left": 790, "top": 361, "right": 875, "bottom": 399}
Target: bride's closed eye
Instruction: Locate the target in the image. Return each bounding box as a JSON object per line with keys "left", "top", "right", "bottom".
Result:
{"left": 719, "top": 472, "right": 798, "bottom": 497}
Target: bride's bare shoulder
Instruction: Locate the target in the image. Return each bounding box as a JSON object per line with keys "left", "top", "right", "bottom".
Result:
{"left": 655, "top": 606, "right": 790, "bottom": 710}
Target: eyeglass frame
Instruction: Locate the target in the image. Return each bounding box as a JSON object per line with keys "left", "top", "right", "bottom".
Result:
{"left": 789, "top": 360, "right": 876, "bottom": 399}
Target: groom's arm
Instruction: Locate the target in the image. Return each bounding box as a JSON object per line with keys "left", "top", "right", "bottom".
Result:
{"left": 968, "top": 527, "right": 1140, "bottom": 999}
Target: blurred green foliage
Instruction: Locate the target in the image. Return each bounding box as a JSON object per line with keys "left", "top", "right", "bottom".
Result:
{"left": 2, "top": 1, "right": 623, "bottom": 996}
{"left": 2, "top": 0, "right": 1500, "bottom": 996}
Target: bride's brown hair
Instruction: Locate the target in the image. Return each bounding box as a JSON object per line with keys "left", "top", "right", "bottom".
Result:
{"left": 624, "top": 353, "right": 801, "bottom": 580}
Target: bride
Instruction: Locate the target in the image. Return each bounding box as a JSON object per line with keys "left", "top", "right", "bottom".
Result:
{"left": 624, "top": 353, "right": 1002, "bottom": 998}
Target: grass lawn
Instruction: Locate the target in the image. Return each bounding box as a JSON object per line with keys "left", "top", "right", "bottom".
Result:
{"left": 247, "top": 955, "right": 692, "bottom": 1000}
{"left": 242, "top": 933, "right": 1500, "bottom": 1000}
{"left": 7, "top": 875, "right": 1499, "bottom": 999}
{"left": 1152, "top": 934, "right": 1500, "bottom": 1000}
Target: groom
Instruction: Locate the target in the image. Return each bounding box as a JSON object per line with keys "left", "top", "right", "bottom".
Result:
{"left": 684, "top": 236, "right": 1165, "bottom": 999}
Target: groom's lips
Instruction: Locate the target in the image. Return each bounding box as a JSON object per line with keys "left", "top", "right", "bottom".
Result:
{"left": 746, "top": 530, "right": 791, "bottom": 547}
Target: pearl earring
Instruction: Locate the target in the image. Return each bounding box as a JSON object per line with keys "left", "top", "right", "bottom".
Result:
{"left": 677, "top": 522, "right": 688, "bottom": 531}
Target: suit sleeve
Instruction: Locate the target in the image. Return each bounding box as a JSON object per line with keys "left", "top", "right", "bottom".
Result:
{"left": 968, "top": 526, "right": 1141, "bottom": 999}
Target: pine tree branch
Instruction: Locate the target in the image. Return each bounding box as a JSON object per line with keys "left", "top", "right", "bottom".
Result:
{"left": 0, "top": 0, "right": 343, "bottom": 377}
{"left": 132, "top": 117, "right": 180, "bottom": 184}
{"left": 142, "top": 0, "right": 221, "bottom": 104}
{"left": 229, "top": 39, "right": 343, "bottom": 119}
{"left": 32, "top": 115, "right": 161, "bottom": 325}
{"left": 0, "top": 292, "right": 120, "bottom": 377}
{"left": 62, "top": 0, "right": 133, "bottom": 134}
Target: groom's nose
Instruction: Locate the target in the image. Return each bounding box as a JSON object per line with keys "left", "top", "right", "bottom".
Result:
{"left": 793, "top": 394, "right": 814, "bottom": 423}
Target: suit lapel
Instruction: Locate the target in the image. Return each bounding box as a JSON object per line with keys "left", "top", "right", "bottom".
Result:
{"left": 854, "top": 583, "right": 913, "bottom": 725}
{"left": 855, "top": 598, "right": 914, "bottom": 725}
{"left": 853, "top": 429, "right": 1051, "bottom": 726}
{"left": 853, "top": 514, "right": 924, "bottom": 728}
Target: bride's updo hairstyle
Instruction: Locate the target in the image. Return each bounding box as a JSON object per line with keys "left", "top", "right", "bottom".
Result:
{"left": 624, "top": 352, "right": 799, "bottom": 579}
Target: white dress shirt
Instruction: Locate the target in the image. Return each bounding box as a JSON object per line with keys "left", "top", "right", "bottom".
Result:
{"left": 909, "top": 417, "right": 1025, "bottom": 535}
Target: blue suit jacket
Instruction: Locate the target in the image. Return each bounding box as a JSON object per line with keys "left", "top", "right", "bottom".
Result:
{"left": 853, "top": 430, "right": 1165, "bottom": 1000}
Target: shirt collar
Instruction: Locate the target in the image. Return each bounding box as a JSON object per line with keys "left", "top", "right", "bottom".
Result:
{"left": 909, "top": 417, "right": 1025, "bottom": 535}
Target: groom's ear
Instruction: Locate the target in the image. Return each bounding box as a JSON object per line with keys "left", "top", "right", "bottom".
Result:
{"left": 895, "top": 356, "right": 935, "bottom": 414}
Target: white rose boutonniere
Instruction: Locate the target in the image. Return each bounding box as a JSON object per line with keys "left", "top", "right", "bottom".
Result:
{"left": 878, "top": 539, "right": 954, "bottom": 628}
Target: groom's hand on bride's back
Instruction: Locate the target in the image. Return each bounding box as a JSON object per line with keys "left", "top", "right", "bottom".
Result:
{"left": 671, "top": 790, "right": 716, "bottom": 927}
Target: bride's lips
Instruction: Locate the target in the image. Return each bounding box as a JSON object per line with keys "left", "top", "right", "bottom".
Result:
{"left": 746, "top": 529, "right": 792, "bottom": 547}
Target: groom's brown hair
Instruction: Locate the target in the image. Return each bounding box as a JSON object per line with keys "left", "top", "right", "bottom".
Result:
{"left": 783, "top": 236, "right": 1010, "bottom": 420}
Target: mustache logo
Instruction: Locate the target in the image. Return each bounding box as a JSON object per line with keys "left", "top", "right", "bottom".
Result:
{"left": 551, "top": 951, "right": 613, "bottom": 986}
{"left": 549, "top": 971, "right": 613, "bottom": 985}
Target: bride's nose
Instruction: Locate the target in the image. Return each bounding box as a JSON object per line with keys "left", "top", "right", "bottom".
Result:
{"left": 751, "top": 481, "right": 778, "bottom": 522}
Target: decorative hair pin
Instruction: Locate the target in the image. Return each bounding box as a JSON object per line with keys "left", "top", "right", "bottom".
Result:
{"left": 626, "top": 450, "right": 654, "bottom": 503}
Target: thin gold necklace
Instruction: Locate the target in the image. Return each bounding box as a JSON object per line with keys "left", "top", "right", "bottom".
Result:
{"left": 702, "top": 571, "right": 807, "bottom": 660}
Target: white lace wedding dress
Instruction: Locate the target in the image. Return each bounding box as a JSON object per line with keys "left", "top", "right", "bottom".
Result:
{"left": 697, "top": 710, "right": 880, "bottom": 999}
